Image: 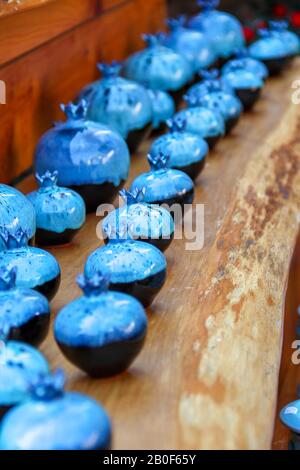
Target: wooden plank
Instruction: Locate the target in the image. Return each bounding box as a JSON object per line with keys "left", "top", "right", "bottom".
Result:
{"left": 0, "top": 0, "right": 55, "bottom": 18}
{"left": 18, "top": 60, "right": 300, "bottom": 450}
{"left": 101, "top": 0, "right": 127, "bottom": 11}
{"left": 0, "top": 0, "right": 101, "bottom": 66}
{"left": 0, "top": 0, "right": 167, "bottom": 183}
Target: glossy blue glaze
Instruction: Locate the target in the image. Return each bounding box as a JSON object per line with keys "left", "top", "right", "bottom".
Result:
{"left": 187, "top": 0, "right": 245, "bottom": 59}
{"left": 0, "top": 185, "right": 36, "bottom": 251}
{"left": 27, "top": 171, "right": 86, "bottom": 233}
{"left": 124, "top": 34, "right": 193, "bottom": 92}
{"left": 54, "top": 273, "right": 147, "bottom": 347}
{"left": 86, "top": 62, "right": 153, "bottom": 139}
{"left": 222, "top": 50, "right": 269, "bottom": 81}
{"left": 0, "top": 329, "right": 49, "bottom": 407}
{"left": 249, "top": 29, "right": 289, "bottom": 61}
{"left": 34, "top": 100, "right": 130, "bottom": 188}
{"left": 147, "top": 89, "right": 175, "bottom": 129}
{"left": 280, "top": 399, "right": 300, "bottom": 434}
{"left": 0, "top": 228, "right": 60, "bottom": 289}
{"left": 221, "top": 61, "right": 264, "bottom": 90}
{"left": 102, "top": 189, "right": 174, "bottom": 241}
{"left": 269, "top": 21, "right": 300, "bottom": 57}
{"left": 174, "top": 104, "right": 225, "bottom": 139}
{"left": 0, "top": 266, "right": 49, "bottom": 331}
{"left": 85, "top": 238, "right": 167, "bottom": 284}
{"left": 0, "top": 370, "right": 111, "bottom": 450}
{"left": 186, "top": 89, "right": 243, "bottom": 124}
{"left": 150, "top": 118, "right": 208, "bottom": 168}
{"left": 164, "top": 16, "right": 216, "bottom": 72}
{"left": 130, "top": 153, "right": 194, "bottom": 204}
{"left": 186, "top": 69, "right": 235, "bottom": 100}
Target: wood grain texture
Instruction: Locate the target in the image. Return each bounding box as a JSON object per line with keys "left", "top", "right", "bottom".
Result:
{"left": 0, "top": 0, "right": 167, "bottom": 182}
{"left": 18, "top": 60, "right": 300, "bottom": 450}
{"left": 0, "top": 0, "right": 55, "bottom": 18}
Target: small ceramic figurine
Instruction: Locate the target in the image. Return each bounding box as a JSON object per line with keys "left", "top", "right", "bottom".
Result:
{"left": 0, "top": 369, "right": 112, "bottom": 450}
{"left": 268, "top": 21, "right": 300, "bottom": 59}
{"left": 249, "top": 28, "right": 290, "bottom": 75}
{"left": 124, "top": 34, "right": 193, "bottom": 105}
{"left": 221, "top": 60, "right": 264, "bottom": 110}
{"left": 102, "top": 189, "right": 175, "bottom": 252}
{"left": 34, "top": 100, "right": 130, "bottom": 213}
{"left": 149, "top": 117, "right": 208, "bottom": 180}
{"left": 0, "top": 324, "right": 49, "bottom": 420}
{"left": 222, "top": 48, "right": 269, "bottom": 81}
{"left": 130, "top": 152, "right": 194, "bottom": 211}
{"left": 0, "top": 266, "right": 50, "bottom": 346}
{"left": 188, "top": 0, "right": 245, "bottom": 62}
{"left": 147, "top": 89, "right": 175, "bottom": 135}
{"left": 280, "top": 399, "right": 300, "bottom": 450}
{"left": 175, "top": 97, "right": 225, "bottom": 148}
{"left": 0, "top": 184, "right": 36, "bottom": 250}
{"left": 27, "top": 171, "right": 86, "bottom": 246}
{"left": 54, "top": 272, "right": 148, "bottom": 377}
{"left": 84, "top": 62, "right": 153, "bottom": 153}
{"left": 164, "top": 15, "right": 216, "bottom": 73}
{"left": 186, "top": 69, "right": 234, "bottom": 99}
{"left": 0, "top": 228, "right": 61, "bottom": 301}
{"left": 85, "top": 226, "right": 167, "bottom": 308}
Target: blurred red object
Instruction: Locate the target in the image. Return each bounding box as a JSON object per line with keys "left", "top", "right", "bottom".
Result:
{"left": 256, "top": 20, "right": 267, "bottom": 30}
{"left": 291, "top": 12, "right": 300, "bottom": 29}
{"left": 273, "top": 4, "right": 288, "bottom": 18}
{"left": 243, "top": 26, "right": 255, "bottom": 42}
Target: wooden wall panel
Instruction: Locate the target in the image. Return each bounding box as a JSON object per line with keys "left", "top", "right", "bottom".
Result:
{"left": 0, "top": 0, "right": 167, "bottom": 183}
{"left": 0, "top": 0, "right": 55, "bottom": 18}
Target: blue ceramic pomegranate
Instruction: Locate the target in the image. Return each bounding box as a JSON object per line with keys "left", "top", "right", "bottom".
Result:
{"left": 84, "top": 62, "right": 153, "bottom": 153}
{"left": 280, "top": 399, "right": 300, "bottom": 450}
{"left": 249, "top": 28, "right": 290, "bottom": 75}
{"left": 0, "top": 266, "right": 50, "bottom": 346}
{"left": 149, "top": 117, "right": 208, "bottom": 179}
{"left": 102, "top": 189, "right": 174, "bottom": 252}
{"left": 0, "top": 369, "right": 112, "bottom": 450}
{"left": 34, "top": 100, "right": 130, "bottom": 213}
{"left": 0, "top": 228, "right": 61, "bottom": 301}
{"left": 269, "top": 21, "right": 300, "bottom": 58}
{"left": 147, "top": 89, "right": 175, "bottom": 132}
{"left": 124, "top": 34, "right": 193, "bottom": 104}
{"left": 0, "top": 185, "right": 36, "bottom": 250}
{"left": 27, "top": 171, "right": 86, "bottom": 246}
{"left": 54, "top": 272, "right": 148, "bottom": 377}
{"left": 164, "top": 15, "right": 216, "bottom": 72}
{"left": 186, "top": 69, "right": 234, "bottom": 99}
{"left": 188, "top": 0, "right": 245, "bottom": 61}
{"left": 222, "top": 49, "right": 269, "bottom": 81}
{"left": 0, "top": 324, "right": 49, "bottom": 420}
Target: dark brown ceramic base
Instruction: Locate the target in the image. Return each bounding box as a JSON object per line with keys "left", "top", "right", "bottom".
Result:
{"left": 56, "top": 333, "right": 146, "bottom": 378}
{"left": 206, "top": 135, "right": 221, "bottom": 150}
{"left": 169, "top": 85, "right": 190, "bottom": 108}
{"left": 175, "top": 158, "right": 206, "bottom": 181}
{"left": 35, "top": 228, "right": 81, "bottom": 247}
{"left": 70, "top": 182, "right": 125, "bottom": 213}
{"left": 0, "top": 405, "right": 13, "bottom": 421}
{"left": 235, "top": 88, "right": 261, "bottom": 111}
{"left": 225, "top": 115, "right": 240, "bottom": 134}
{"left": 8, "top": 313, "right": 50, "bottom": 347}
{"left": 34, "top": 274, "right": 61, "bottom": 302}
{"left": 109, "top": 269, "right": 167, "bottom": 307}
{"left": 127, "top": 123, "right": 152, "bottom": 154}
{"left": 262, "top": 58, "right": 288, "bottom": 76}
{"left": 150, "top": 188, "right": 195, "bottom": 216}
{"left": 104, "top": 232, "right": 174, "bottom": 253}
{"left": 151, "top": 123, "right": 167, "bottom": 137}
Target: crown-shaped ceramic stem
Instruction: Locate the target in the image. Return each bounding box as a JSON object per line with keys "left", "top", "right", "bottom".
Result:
{"left": 36, "top": 170, "right": 58, "bottom": 189}
{"left": 119, "top": 188, "right": 146, "bottom": 206}
{"left": 269, "top": 20, "right": 289, "bottom": 31}
{"left": 184, "top": 93, "right": 201, "bottom": 107}
{"left": 60, "top": 99, "right": 88, "bottom": 121}
{"left": 197, "top": 0, "right": 219, "bottom": 11}
{"left": 257, "top": 28, "right": 273, "bottom": 39}
{"left": 142, "top": 33, "right": 165, "bottom": 48}
{"left": 77, "top": 272, "right": 110, "bottom": 297}
{"left": 0, "top": 266, "right": 17, "bottom": 292}
{"left": 234, "top": 47, "right": 249, "bottom": 58}
{"left": 167, "top": 15, "right": 186, "bottom": 30}
{"left": 166, "top": 117, "right": 187, "bottom": 133}
{"left": 148, "top": 152, "right": 170, "bottom": 171}
{"left": 29, "top": 369, "right": 65, "bottom": 401}
{"left": 0, "top": 227, "right": 29, "bottom": 250}
{"left": 225, "top": 59, "right": 246, "bottom": 72}
{"left": 98, "top": 61, "right": 122, "bottom": 79}
{"left": 200, "top": 69, "right": 219, "bottom": 81}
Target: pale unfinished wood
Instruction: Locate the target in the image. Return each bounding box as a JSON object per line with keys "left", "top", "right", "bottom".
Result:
{"left": 18, "top": 60, "right": 300, "bottom": 450}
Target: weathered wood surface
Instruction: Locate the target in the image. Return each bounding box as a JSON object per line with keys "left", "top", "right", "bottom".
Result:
{"left": 17, "top": 60, "right": 300, "bottom": 449}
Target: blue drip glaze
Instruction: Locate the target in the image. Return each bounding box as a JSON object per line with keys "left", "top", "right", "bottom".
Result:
{"left": 0, "top": 340, "right": 49, "bottom": 407}
{"left": 268, "top": 21, "right": 300, "bottom": 56}
{"left": 86, "top": 62, "right": 153, "bottom": 139}
{"left": 186, "top": 71, "right": 235, "bottom": 100}
{"left": 0, "top": 185, "right": 36, "bottom": 251}
{"left": 147, "top": 89, "right": 175, "bottom": 129}
{"left": 187, "top": 91, "right": 243, "bottom": 123}
{"left": 34, "top": 100, "right": 130, "bottom": 188}
{"left": 150, "top": 120, "right": 208, "bottom": 168}
{"left": 54, "top": 273, "right": 147, "bottom": 347}
{"left": 124, "top": 34, "right": 193, "bottom": 92}
{"left": 222, "top": 55, "right": 269, "bottom": 81}
{"left": 164, "top": 16, "right": 217, "bottom": 72}
{"left": 249, "top": 29, "right": 289, "bottom": 60}
{"left": 85, "top": 239, "right": 167, "bottom": 284}
{"left": 187, "top": 0, "right": 245, "bottom": 59}
{"left": 27, "top": 171, "right": 86, "bottom": 233}
{"left": 174, "top": 106, "right": 225, "bottom": 139}
{"left": 102, "top": 190, "right": 174, "bottom": 240}
{"left": 280, "top": 399, "right": 300, "bottom": 434}
{"left": 221, "top": 63, "right": 264, "bottom": 90}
